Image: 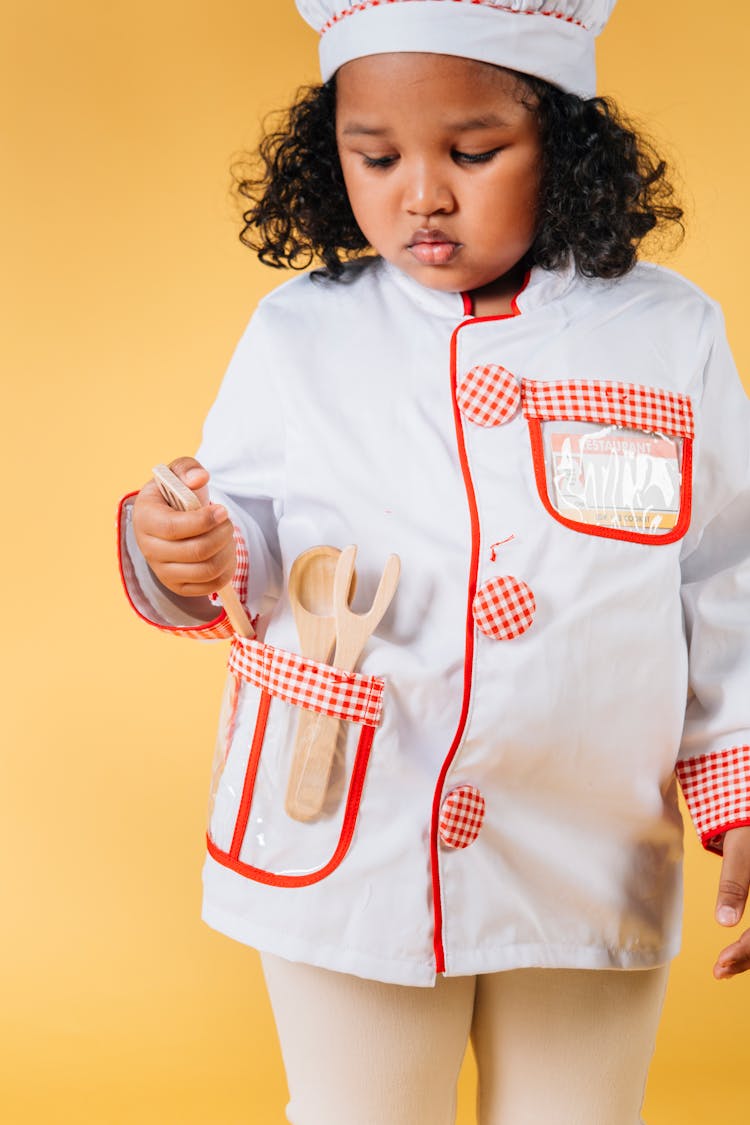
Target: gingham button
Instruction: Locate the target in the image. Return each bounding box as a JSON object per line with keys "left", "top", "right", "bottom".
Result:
{"left": 439, "top": 785, "right": 486, "bottom": 849}
{"left": 456, "top": 365, "right": 521, "bottom": 427}
{"left": 472, "top": 575, "right": 536, "bottom": 640}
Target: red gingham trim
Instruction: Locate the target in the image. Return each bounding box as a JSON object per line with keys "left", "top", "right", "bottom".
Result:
{"left": 439, "top": 785, "right": 486, "bottom": 848}
{"left": 456, "top": 365, "right": 521, "bottom": 427}
{"left": 472, "top": 575, "right": 536, "bottom": 640}
{"left": 164, "top": 616, "right": 235, "bottom": 640}
{"left": 522, "top": 379, "right": 694, "bottom": 439}
{"left": 676, "top": 747, "right": 750, "bottom": 855}
{"left": 209, "top": 526, "right": 250, "bottom": 609}
{"left": 320, "top": 2, "right": 589, "bottom": 36}
{"left": 228, "top": 637, "right": 385, "bottom": 726}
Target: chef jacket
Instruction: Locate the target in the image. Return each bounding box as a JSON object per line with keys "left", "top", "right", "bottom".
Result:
{"left": 119, "top": 256, "right": 750, "bottom": 987}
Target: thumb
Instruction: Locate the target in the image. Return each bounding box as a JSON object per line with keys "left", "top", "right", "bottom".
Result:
{"left": 715, "top": 826, "right": 750, "bottom": 926}
{"left": 169, "top": 456, "right": 211, "bottom": 507}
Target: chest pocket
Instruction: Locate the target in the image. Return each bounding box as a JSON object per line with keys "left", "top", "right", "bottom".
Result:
{"left": 522, "top": 378, "right": 694, "bottom": 545}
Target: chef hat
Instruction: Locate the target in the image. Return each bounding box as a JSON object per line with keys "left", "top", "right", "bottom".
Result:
{"left": 297, "top": 1, "right": 617, "bottom": 97}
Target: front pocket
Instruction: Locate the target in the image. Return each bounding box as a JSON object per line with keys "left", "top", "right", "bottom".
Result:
{"left": 522, "top": 378, "right": 694, "bottom": 545}
{"left": 206, "top": 637, "right": 385, "bottom": 887}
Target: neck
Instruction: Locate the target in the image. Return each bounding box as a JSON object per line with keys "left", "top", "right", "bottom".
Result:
{"left": 468, "top": 262, "right": 529, "bottom": 318}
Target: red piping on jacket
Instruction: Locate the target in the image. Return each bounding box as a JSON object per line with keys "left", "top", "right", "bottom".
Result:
{"left": 430, "top": 274, "right": 529, "bottom": 973}
{"left": 527, "top": 415, "right": 694, "bottom": 546}
{"left": 210, "top": 691, "right": 377, "bottom": 888}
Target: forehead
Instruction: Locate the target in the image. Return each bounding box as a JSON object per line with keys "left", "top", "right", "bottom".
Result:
{"left": 336, "top": 52, "right": 533, "bottom": 124}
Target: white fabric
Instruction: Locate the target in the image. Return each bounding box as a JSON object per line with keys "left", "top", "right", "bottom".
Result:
{"left": 120, "top": 256, "right": 750, "bottom": 986}
{"left": 262, "top": 952, "right": 669, "bottom": 1125}
{"left": 296, "top": 0, "right": 618, "bottom": 95}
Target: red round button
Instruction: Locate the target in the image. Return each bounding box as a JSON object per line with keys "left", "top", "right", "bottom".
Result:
{"left": 473, "top": 575, "right": 536, "bottom": 640}
{"left": 456, "top": 365, "right": 521, "bottom": 427}
{"left": 439, "top": 785, "right": 486, "bottom": 849}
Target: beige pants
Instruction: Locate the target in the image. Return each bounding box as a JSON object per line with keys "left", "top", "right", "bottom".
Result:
{"left": 261, "top": 953, "right": 669, "bottom": 1125}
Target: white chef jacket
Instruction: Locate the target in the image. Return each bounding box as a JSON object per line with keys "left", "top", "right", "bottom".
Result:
{"left": 119, "top": 255, "right": 750, "bottom": 987}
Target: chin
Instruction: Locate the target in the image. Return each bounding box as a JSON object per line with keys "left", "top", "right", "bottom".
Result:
{"left": 404, "top": 264, "right": 470, "bottom": 292}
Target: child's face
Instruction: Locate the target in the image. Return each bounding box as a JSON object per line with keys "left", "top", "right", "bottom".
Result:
{"left": 336, "top": 53, "right": 542, "bottom": 298}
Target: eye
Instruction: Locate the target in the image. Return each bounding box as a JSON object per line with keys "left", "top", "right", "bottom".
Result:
{"left": 362, "top": 154, "right": 398, "bottom": 169}
{"left": 453, "top": 148, "right": 501, "bottom": 165}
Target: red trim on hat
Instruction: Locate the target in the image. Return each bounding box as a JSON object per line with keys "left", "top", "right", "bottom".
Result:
{"left": 320, "top": 2, "right": 590, "bottom": 38}
{"left": 429, "top": 274, "right": 528, "bottom": 973}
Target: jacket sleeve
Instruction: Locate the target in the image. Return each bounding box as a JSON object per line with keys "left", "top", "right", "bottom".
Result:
{"left": 117, "top": 300, "right": 285, "bottom": 638}
{"left": 676, "top": 302, "right": 750, "bottom": 854}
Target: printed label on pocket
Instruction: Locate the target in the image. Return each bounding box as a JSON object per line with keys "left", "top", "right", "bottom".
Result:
{"left": 522, "top": 379, "right": 694, "bottom": 546}
{"left": 548, "top": 423, "right": 682, "bottom": 535}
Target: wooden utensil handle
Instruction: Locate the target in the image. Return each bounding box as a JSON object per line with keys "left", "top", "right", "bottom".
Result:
{"left": 152, "top": 463, "right": 256, "bottom": 639}
{"left": 285, "top": 709, "right": 340, "bottom": 821}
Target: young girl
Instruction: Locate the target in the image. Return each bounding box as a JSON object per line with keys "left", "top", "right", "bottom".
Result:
{"left": 119, "top": 2, "right": 750, "bottom": 1121}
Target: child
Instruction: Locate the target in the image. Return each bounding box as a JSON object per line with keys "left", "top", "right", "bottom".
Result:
{"left": 119, "top": 2, "right": 750, "bottom": 1121}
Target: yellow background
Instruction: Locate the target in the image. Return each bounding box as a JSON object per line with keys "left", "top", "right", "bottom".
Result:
{"left": 2, "top": 1, "right": 748, "bottom": 1121}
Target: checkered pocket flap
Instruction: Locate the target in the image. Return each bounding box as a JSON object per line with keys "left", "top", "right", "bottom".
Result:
{"left": 522, "top": 379, "right": 694, "bottom": 439}
{"left": 521, "top": 378, "right": 694, "bottom": 544}
{"left": 228, "top": 637, "right": 385, "bottom": 726}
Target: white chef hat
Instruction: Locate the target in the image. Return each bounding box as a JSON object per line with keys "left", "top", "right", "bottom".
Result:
{"left": 297, "top": 0, "right": 617, "bottom": 97}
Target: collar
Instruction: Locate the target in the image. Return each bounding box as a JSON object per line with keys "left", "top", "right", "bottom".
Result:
{"left": 379, "top": 256, "right": 577, "bottom": 320}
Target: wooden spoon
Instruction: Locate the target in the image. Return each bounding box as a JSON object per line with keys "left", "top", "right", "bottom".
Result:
{"left": 151, "top": 463, "right": 255, "bottom": 639}
{"left": 287, "top": 545, "right": 348, "bottom": 664}
{"left": 285, "top": 546, "right": 357, "bottom": 820}
{"left": 286, "top": 545, "right": 400, "bottom": 822}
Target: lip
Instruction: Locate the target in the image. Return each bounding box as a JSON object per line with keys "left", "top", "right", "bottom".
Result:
{"left": 407, "top": 229, "right": 462, "bottom": 266}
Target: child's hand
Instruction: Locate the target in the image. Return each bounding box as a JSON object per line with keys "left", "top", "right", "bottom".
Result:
{"left": 713, "top": 825, "right": 750, "bottom": 979}
{"left": 132, "top": 456, "right": 236, "bottom": 598}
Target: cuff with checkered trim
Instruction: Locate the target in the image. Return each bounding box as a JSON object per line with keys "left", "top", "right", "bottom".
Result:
{"left": 208, "top": 526, "right": 250, "bottom": 612}
{"left": 117, "top": 492, "right": 247, "bottom": 641}
{"left": 676, "top": 747, "right": 750, "bottom": 855}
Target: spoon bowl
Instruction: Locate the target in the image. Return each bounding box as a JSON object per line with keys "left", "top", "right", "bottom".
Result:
{"left": 287, "top": 545, "right": 356, "bottom": 663}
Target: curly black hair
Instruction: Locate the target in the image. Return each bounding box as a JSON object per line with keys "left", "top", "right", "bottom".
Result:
{"left": 235, "top": 71, "right": 683, "bottom": 281}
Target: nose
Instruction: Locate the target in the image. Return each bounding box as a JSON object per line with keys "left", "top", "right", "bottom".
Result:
{"left": 402, "top": 159, "right": 455, "bottom": 217}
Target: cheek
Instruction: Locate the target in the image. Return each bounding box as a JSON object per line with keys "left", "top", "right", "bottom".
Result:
{"left": 489, "top": 164, "right": 541, "bottom": 236}
{"left": 338, "top": 160, "right": 371, "bottom": 222}
{"left": 341, "top": 172, "right": 390, "bottom": 243}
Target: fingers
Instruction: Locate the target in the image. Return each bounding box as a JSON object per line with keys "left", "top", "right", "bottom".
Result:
{"left": 135, "top": 480, "right": 227, "bottom": 542}
{"left": 714, "top": 929, "right": 750, "bottom": 980}
{"left": 169, "top": 456, "right": 210, "bottom": 507}
{"left": 135, "top": 508, "right": 236, "bottom": 595}
{"left": 131, "top": 456, "right": 237, "bottom": 596}
{"left": 715, "top": 826, "right": 750, "bottom": 926}
{"left": 151, "top": 549, "right": 237, "bottom": 597}
{"left": 713, "top": 826, "right": 750, "bottom": 980}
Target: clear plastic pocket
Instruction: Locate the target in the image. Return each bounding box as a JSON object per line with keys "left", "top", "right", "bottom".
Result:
{"left": 523, "top": 378, "right": 694, "bottom": 545}
{"left": 206, "top": 638, "right": 384, "bottom": 887}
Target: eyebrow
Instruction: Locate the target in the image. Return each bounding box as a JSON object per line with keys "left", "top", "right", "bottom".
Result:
{"left": 340, "top": 114, "right": 513, "bottom": 138}
{"left": 446, "top": 115, "right": 513, "bottom": 131}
